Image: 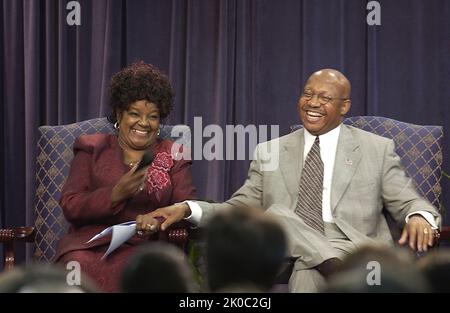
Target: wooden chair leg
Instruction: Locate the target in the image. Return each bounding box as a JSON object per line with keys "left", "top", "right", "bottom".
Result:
{"left": 1, "top": 227, "right": 35, "bottom": 271}
{"left": 0, "top": 229, "right": 15, "bottom": 271}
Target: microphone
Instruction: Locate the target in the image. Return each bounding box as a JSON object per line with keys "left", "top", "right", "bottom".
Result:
{"left": 135, "top": 150, "right": 154, "bottom": 172}
{"left": 126, "top": 150, "right": 155, "bottom": 206}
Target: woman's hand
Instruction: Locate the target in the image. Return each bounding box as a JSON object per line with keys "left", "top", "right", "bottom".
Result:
{"left": 135, "top": 213, "right": 160, "bottom": 236}
{"left": 111, "top": 164, "right": 147, "bottom": 207}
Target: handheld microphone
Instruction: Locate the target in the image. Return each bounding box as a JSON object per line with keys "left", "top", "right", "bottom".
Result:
{"left": 135, "top": 150, "right": 154, "bottom": 172}
{"left": 127, "top": 150, "right": 155, "bottom": 205}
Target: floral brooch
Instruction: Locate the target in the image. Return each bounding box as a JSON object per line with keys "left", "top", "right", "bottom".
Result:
{"left": 146, "top": 152, "right": 174, "bottom": 196}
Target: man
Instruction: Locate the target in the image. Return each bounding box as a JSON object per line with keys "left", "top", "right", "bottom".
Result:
{"left": 140, "top": 69, "right": 441, "bottom": 292}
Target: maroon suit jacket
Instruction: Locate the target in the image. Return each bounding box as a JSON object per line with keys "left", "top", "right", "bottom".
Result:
{"left": 54, "top": 134, "right": 197, "bottom": 261}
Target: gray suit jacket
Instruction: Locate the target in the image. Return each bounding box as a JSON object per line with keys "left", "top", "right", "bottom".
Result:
{"left": 197, "top": 124, "right": 441, "bottom": 248}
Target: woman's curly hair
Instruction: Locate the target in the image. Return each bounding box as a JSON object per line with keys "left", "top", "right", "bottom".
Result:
{"left": 108, "top": 61, "right": 174, "bottom": 123}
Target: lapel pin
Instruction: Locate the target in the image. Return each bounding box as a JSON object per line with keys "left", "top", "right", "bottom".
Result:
{"left": 345, "top": 158, "right": 353, "bottom": 166}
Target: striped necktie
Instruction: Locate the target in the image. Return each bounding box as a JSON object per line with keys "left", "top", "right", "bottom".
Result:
{"left": 295, "top": 136, "right": 324, "bottom": 233}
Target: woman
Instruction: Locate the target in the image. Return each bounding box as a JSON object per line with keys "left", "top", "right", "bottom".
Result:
{"left": 54, "top": 61, "right": 196, "bottom": 292}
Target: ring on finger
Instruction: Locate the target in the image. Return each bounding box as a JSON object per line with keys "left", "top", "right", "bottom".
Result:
{"left": 146, "top": 224, "right": 157, "bottom": 232}
{"left": 423, "top": 228, "right": 429, "bottom": 234}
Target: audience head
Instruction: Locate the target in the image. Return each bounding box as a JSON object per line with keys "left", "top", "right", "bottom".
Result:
{"left": 298, "top": 68, "right": 351, "bottom": 136}
{"left": 323, "top": 245, "right": 429, "bottom": 293}
{"left": 417, "top": 248, "right": 450, "bottom": 292}
{"left": 0, "top": 262, "right": 97, "bottom": 293}
{"left": 205, "top": 205, "right": 287, "bottom": 292}
{"left": 121, "top": 242, "right": 194, "bottom": 293}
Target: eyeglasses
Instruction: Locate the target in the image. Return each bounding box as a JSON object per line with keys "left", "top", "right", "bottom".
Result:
{"left": 301, "top": 91, "right": 348, "bottom": 105}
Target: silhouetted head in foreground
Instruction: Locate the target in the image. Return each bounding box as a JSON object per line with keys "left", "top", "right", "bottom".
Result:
{"left": 121, "top": 242, "right": 195, "bottom": 293}
{"left": 205, "top": 206, "right": 287, "bottom": 292}
{"left": 323, "top": 245, "right": 429, "bottom": 293}
{"left": 0, "top": 262, "right": 97, "bottom": 293}
{"left": 417, "top": 248, "right": 450, "bottom": 293}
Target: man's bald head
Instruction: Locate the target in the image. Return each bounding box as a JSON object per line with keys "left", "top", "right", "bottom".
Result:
{"left": 298, "top": 68, "right": 352, "bottom": 135}
{"left": 307, "top": 69, "right": 351, "bottom": 99}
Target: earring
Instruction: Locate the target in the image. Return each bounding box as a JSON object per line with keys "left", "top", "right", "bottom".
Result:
{"left": 157, "top": 128, "right": 161, "bottom": 137}
{"left": 114, "top": 122, "right": 119, "bottom": 130}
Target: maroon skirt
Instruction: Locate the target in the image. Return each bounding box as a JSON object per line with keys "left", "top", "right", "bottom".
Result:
{"left": 57, "top": 243, "right": 136, "bottom": 293}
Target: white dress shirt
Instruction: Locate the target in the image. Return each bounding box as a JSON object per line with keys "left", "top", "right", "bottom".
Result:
{"left": 186, "top": 124, "right": 437, "bottom": 228}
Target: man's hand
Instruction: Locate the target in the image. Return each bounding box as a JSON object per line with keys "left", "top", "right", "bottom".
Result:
{"left": 135, "top": 214, "right": 160, "bottom": 236}
{"left": 148, "top": 203, "right": 191, "bottom": 231}
{"left": 398, "top": 215, "right": 435, "bottom": 252}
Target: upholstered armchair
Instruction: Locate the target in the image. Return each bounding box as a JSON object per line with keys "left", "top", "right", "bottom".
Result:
{"left": 1, "top": 118, "right": 192, "bottom": 270}
{"left": 341, "top": 116, "right": 449, "bottom": 242}
{"left": 275, "top": 116, "right": 449, "bottom": 286}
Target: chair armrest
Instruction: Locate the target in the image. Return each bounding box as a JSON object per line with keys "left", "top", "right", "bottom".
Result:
{"left": 439, "top": 226, "right": 450, "bottom": 241}
{"left": 168, "top": 228, "right": 188, "bottom": 246}
{"left": 157, "top": 222, "right": 190, "bottom": 251}
{"left": 166, "top": 219, "right": 199, "bottom": 251}
{"left": 160, "top": 221, "right": 203, "bottom": 252}
{"left": 0, "top": 227, "right": 35, "bottom": 271}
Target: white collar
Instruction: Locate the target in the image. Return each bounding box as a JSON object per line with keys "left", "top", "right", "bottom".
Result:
{"left": 304, "top": 123, "right": 342, "bottom": 145}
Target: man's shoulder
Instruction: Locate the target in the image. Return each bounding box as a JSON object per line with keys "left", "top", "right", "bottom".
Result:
{"left": 254, "top": 125, "right": 395, "bottom": 151}
{"left": 344, "top": 124, "right": 392, "bottom": 146}
{"left": 256, "top": 128, "right": 302, "bottom": 149}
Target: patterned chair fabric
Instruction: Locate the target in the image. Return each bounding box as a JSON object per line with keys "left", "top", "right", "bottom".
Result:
{"left": 34, "top": 117, "right": 191, "bottom": 262}
{"left": 290, "top": 116, "right": 444, "bottom": 211}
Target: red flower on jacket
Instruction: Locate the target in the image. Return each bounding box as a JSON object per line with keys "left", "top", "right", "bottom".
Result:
{"left": 152, "top": 152, "right": 174, "bottom": 172}
{"left": 146, "top": 152, "right": 174, "bottom": 195}
{"left": 147, "top": 168, "right": 170, "bottom": 191}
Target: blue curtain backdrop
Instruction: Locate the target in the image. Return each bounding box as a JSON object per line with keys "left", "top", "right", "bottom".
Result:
{"left": 1, "top": 0, "right": 449, "bottom": 265}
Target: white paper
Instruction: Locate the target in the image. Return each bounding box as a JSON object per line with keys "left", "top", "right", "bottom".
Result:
{"left": 86, "top": 221, "right": 136, "bottom": 259}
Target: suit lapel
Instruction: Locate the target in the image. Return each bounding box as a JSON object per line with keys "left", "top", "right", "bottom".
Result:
{"left": 331, "top": 125, "right": 362, "bottom": 212}
{"left": 280, "top": 129, "right": 304, "bottom": 199}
